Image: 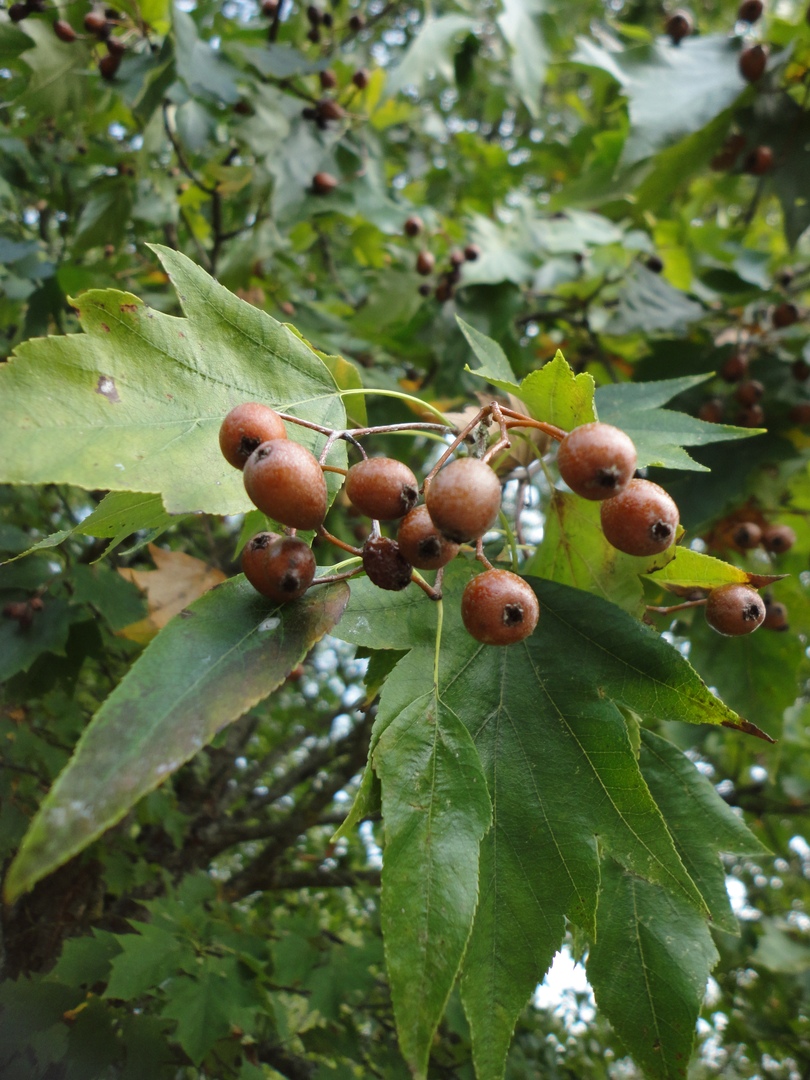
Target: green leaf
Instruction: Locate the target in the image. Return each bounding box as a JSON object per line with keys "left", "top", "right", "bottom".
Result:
{"left": 752, "top": 920, "right": 810, "bottom": 974}
{"left": 525, "top": 492, "right": 674, "bottom": 615}
{"left": 70, "top": 564, "right": 147, "bottom": 631}
{"left": 0, "top": 246, "right": 346, "bottom": 515}
{"left": 0, "top": 598, "right": 71, "bottom": 682}
{"left": 173, "top": 7, "right": 240, "bottom": 104}
{"left": 16, "top": 20, "right": 91, "bottom": 117}
{"left": 587, "top": 857, "right": 719, "bottom": 1080}
{"left": 50, "top": 929, "right": 123, "bottom": 989}
{"left": 333, "top": 575, "right": 439, "bottom": 651}
{"left": 456, "top": 315, "right": 517, "bottom": 384}
{"left": 608, "top": 265, "right": 704, "bottom": 335}
{"left": 639, "top": 729, "right": 767, "bottom": 934}
{"left": 105, "top": 922, "right": 195, "bottom": 1001}
{"left": 386, "top": 15, "right": 477, "bottom": 97}
{"left": 497, "top": 0, "right": 549, "bottom": 120}
{"left": 595, "top": 374, "right": 761, "bottom": 471}
{"left": 375, "top": 653, "right": 491, "bottom": 1078}
{"left": 4, "top": 578, "right": 350, "bottom": 902}
{"left": 73, "top": 181, "right": 134, "bottom": 254}
{"left": 644, "top": 547, "right": 776, "bottom": 591}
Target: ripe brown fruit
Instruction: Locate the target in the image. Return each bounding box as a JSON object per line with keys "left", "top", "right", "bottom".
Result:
{"left": 416, "top": 250, "right": 435, "bottom": 276}
{"left": 744, "top": 146, "right": 773, "bottom": 174}
{"left": 244, "top": 535, "right": 316, "bottom": 603}
{"left": 404, "top": 215, "right": 423, "bottom": 237}
{"left": 762, "top": 598, "right": 789, "bottom": 631}
{"left": 349, "top": 13, "right": 365, "bottom": 31}
{"left": 98, "top": 51, "right": 121, "bottom": 79}
{"left": 54, "top": 19, "right": 77, "bottom": 42}
{"left": 397, "top": 505, "right": 459, "bottom": 570}
{"left": 352, "top": 67, "right": 369, "bottom": 89}
{"left": 317, "top": 98, "right": 344, "bottom": 122}
{"left": 262, "top": 0, "right": 279, "bottom": 13}
{"left": 737, "top": 0, "right": 764, "bottom": 21}
{"left": 792, "top": 358, "right": 810, "bottom": 381}
{"left": 646, "top": 254, "right": 664, "bottom": 274}
{"left": 107, "top": 36, "right": 126, "bottom": 55}
{"left": 242, "top": 530, "right": 281, "bottom": 594}
{"left": 789, "top": 402, "right": 810, "bottom": 425}
{"left": 307, "top": 3, "right": 321, "bottom": 24}
{"left": 761, "top": 523, "right": 796, "bottom": 554}
{"left": 219, "top": 402, "right": 287, "bottom": 469}
{"left": 732, "top": 522, "right": 762, "bottom": 549}
{"left": 772, "top": 301, "right": 799, "bottom": 328}
{"left": 449, "top": 249, "right": 465, "bottom": 268}
{"left": 666, "top": 10, "right": 693, "bottom": 43}
{"left": 425, "top": 457, "right": 502, "bottom": 543}
{"left": 418, "top": 283, "right": 432, "bottom": 297}
{"left": 736, "top": 403, "right": 765, "bottom": 427}
{"left": 9, "top": 3, "right": 28, "bottom": 21}
{"left": 435, "top": 279, "right": 453, "bottom": 303}
{"left": 721, "top": 353, "right": 748, "bottom": 382}
{"left": 556, "top": 422, "right": 637, "bottom": 501}
{"left": 735, "top": 379, "right": 764, "bottom": 406}
{"left": 705, "top": 582, "right": 765, "bottom": 636}
{"left": 739, "top": 43, "right": 768, "bottom": 82}
{"left": 461, "top": 570, "right": 539, "bottom": 646}
{"left": 362, "top": 536, "right": 413, "bottom": 591}
{"left": 698, "top": 398, "right": 724, "bottom": 423}
{"left": 312, "top": 171, "right": 338, "bottom": 195}
{"left": 243, "top": 440, "right": 328, "bottom": 531}
{"left": 464, "top": 244, "right": 481, "bottom": 262}
{"left": 319, "top": 69, "right": 337, "bottom": 89}
{"left": 345, "top": 458, "right": 418, "bottom": 520}
{"left": 600, "top": 479, "right": 680, "bottom": 556}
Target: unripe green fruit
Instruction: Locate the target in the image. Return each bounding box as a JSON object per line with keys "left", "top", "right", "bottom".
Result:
{"left": 219, "top": 402, "right": 287, "bottom": 469}
{"left": 425, "top": 458, "right": 501, "bottom": 543}
{"left": 243, "top": 440, "right": 328, "bottom": 531}
{"left": 345, "top": 458, "right": 418, "bottom": 520}
{"left": 600, "top": 479, "right": 679, "bottom": 556}
{"left": 397, "top": 505, "right": 459, "bottom": 569}
{"left": 461, "top": 570, "right": 539, "bottom": 646}
{"left": 557, "top": 422, "right": 637, "bottom": 501}
{"left": 704, "top": 582, "right": 765, "bottom": 636}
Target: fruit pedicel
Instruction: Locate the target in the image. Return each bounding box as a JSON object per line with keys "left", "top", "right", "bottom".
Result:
{"left": 219, "top": 396, "right": 786, "bottom": 647}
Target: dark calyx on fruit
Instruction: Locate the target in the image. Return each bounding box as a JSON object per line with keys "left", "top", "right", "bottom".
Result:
{"left": 362, "top": 536, "right": 413, "bottom": 591}
{"left": 243, "top": 440, "right": 328, "bottom": 531}
{"left": 556, "top": 422, "right": 637, "bottom": 501}
{"left": 600, "top": 478, "right": 679, "bottom": 556}
{"left": 345, "top": 458, "right": 418, "bottom": 520}
{"left": 739, "top": 43, "right": 768, "bottom": 82}
{"left": 425, "top": 457, "right": 502, "bottom": 543}
{"left": 261, "top": 536, "right": 317, "bottom": 603}
{"left": 219, "top": 402, "right": 287, "bottom": 469}
{"left": 461, "top": 570, "right": 540, "bottom": 646}
{"left": 397, "top": 505, "right": 459, "bottom": 570}
{"left": 704, "top": 582, "right": 765, "bottom": 636}
{"left": 732, "top": 522, "right": 762, "bottom": 549}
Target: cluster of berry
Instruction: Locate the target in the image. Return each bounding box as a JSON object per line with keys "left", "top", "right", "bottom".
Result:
{"left": 11, "top": 2, "right": 130, "bottom": 80}
{"left": 219, "top": 402, "right": 779, "bottom": 646}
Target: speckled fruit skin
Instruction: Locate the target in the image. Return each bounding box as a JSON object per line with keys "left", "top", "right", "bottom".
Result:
{"left": 362, "top": 537, "right": 413, "bottom": 591}
{"left": 243, "top": 440, "right": 327, "bottom": 531}
{"left": 556, "top": 422, "right": 637, "bottom": 501}
{"left": 397, "top": 505, "right": 459, "bottom": 570}
{"left": 219, "top": 403, "right": 287, "bottom": 469}
{"left": 243, "top": 533, "right": 316, "bottom": 602}
{"left": 705, "top": 583, "right": 765, "bottom": 636}
{"left": 761, "top": 523, "right": 796, "bottom": 554}
{"left": 600, "top": 479, "right": 679, "bottom": 556}
{"left": 425, "top": 458, "right": 502, "bottom": 543}
{"left": 345, "top": 458, "right": 418, "bottom": 520}
{"left": 461, "top": 570, "right": 539, "bottom": 646}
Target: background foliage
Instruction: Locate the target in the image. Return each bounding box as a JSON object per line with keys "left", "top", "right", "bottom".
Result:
{"left": 1, "top": 0, "right": 810, "bottom": 1077}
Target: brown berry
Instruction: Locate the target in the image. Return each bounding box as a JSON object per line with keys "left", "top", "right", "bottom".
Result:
{"left": 735, "top": 380, "right": 764, "bottom": 406}
{"left": 744, "top": 146, "right": 773, "bottom": 174}
{"left": 761, "top": 523, "right": 796, "bottom": 554}
{"left": 416, "top": 250, "right": 435, "bottom": 276}
{"left": 600, "top": 479, "right": 680, "bottom": 556}
{"left": 461, "top": 570, "right": 539, "bottom": 646}
{"left": 418, "top": 283, "right": 432, "bottom": 297}
{"left": 345, "top": 458, "right": 419, "bottom": 520}
{"left": 721, "top": 353, "right": 748, "bottom": 382}
{"left": 307, "top": 26, "right": 320, "bottom": 42}
{"left": 464, "top": 244, "right": 481, "bottom": 262}
{"left": 243, "top": 440, "right": 328, "bottom": 531}
{"left": 646, "top": 254, "right": 664, "bottom": 273}
{"left": 319, "top": 69, "right": 337, "bottom": 89}
{"left": 262, "top": 0, "right": 278, "bottom": 12}
{"left": 705, "top": 583, "right": 765, "bottom": 636}
{"left": 397, "top": 505, "right": 459, "bottom": 570}
{"left": 219, "top": 403, "right": 287, "bottom": 469}
{"left": 404, "top": 216, "right": 423, "bottom": 237}
{"left": 9, "top": 3, "right": 28, "bottom": 21}
{"left": 435, "top": 280, "right": 453, "bottom": 303}
{"left": 98, "top": 51, "right": 121, "bottom": 79}
{"left": 349, "top": 13, "right": 365, "bottom": 31}
{"left": 772, "top": 302, "right": 799, "bottom": 328}
{"left": 425, "top": 457, "right": 502, "bottom": 543}
{"left": 107, "top": 36, "right": 125, "bottom": 55}
{"left": 449, "top": 249, "right": 465, "bottom": 269}
{"left": 762, "top": 598, "right": 789, "bottom": 631}
{"left": 312, "top": 172, "right": 338, "bottom": 195}
{"left": 307, "top": 4, "right": 321, "bottom": 23}
{"left": 732, "top": 522, "right": 762, "bottom": 549}
{"left": 54, "top": 19, "right": 76, "bottom": 41}
{"left": 789, "top": 402, "right": 810, "bottom": 425}
{"left": 736, "top": 403, "right": 764, "bottom": 427}
{"left": 739, "top": 43, "right": 768, "bottom": 82}
{"left": 698, "top": 398, "right": 724, "bottom": 423}
{"left": 318, "top": 98, "right": 344, "bottom": 122}
{"left": 791, "top": 358, "right": 810, "bottom": 381}
{"left": 738, "top": 0, "right": 764, "bottom": 20}
{"left": 362, "top": 536, "right": 412, "bottom": 591}
{"left": 242, "top": 531, "right": 282, "bottom": 594}
{"left": 666, "top": 10, "right": 693, "bottom": 43}
{"left": 557, "top": 422, "right": 637, "bottom": 501}
{"left": 246, "top": 535, "right": 316, "bottom": 603}
{"left": 352, "top": 68, "right": 369, "bottom": 89}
